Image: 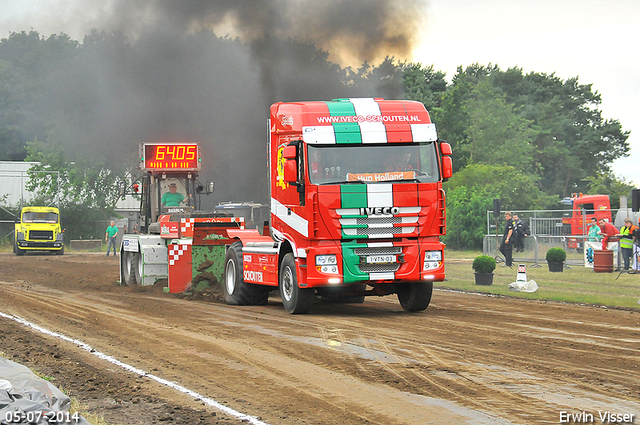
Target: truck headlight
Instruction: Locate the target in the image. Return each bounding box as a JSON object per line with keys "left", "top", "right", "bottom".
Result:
{"left": 316, "top": 254, "right": 339, "bottom": 274}
{"left": 423, "top": 251, "right": 442, "bottom": 270}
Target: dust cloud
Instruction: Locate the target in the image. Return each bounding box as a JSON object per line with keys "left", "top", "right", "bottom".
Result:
{"left": 8, "top": 0, "right": 427, "bottom": 204}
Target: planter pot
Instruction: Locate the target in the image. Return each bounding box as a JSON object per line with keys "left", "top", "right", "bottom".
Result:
{"left": 474, "top": 272, "right": 494, "bottom": 286}
{"left": 548, "top": 262, "right": 564, "bottom": 272}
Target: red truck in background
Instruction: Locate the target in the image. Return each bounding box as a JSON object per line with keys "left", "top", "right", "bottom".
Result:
{"left": 120, "top": 98, "right": 453, "bottom": 314}
{"left": 561, "top": 193, "right": 611, "bottom": 250}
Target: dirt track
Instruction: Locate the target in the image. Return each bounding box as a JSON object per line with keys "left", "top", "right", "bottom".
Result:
{"left": 0, "top": 252, "right": 639, "bottom": 425}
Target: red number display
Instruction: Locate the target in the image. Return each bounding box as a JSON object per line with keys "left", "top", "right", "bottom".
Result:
{"left": 141, "top": 143, "right": 201, "bottom": 171}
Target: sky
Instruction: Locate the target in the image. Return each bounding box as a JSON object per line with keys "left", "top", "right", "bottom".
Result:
{"left": 415, "top": 0, "right": 640, "bottom": 186}
{"left": 0, "top": 0, "right": 638, "bottom": 186}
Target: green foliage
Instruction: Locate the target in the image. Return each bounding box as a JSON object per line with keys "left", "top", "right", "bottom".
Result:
{"left": 464, "top": 80, "right": 537, "bottom": 174}
{"left": 401, "top": 62, "right": 447, "bottom": 111}
{"left": 443, "top": 185, "right": 494, "bottom": 250}
{"left": 436, "top": 64, "right": 630, "bottom": 198}
{"left": 545, "top": 247, "right": 567, "bottom": 263}
{"left": 443, "top": 163, "right": 557, "bottom": 250}
{"left": 25, "top": 138, "right": 124, "bottom": 210}
{"left": 0, "top": 31, "right": 80, "bottom": 162}
{"left": 583, "top": 170, "right": 634, "bottom": 210}
{"left": 472, "top": 255, "right": 496, "bottom": 274}
{"left": 22, "top": 137, "right": 125, "bottom": 241}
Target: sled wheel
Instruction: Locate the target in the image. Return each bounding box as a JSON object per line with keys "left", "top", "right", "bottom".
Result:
{"left": 122, "top": 251, "right": 140, "bottom": 286}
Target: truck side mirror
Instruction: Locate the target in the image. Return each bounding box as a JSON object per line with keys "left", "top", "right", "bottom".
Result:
{"left": 440, "top": 141, "right": 452, "bottom": 156}
{"left": 284, "top": 159, "right": 298, "bottom": 183}
{"left": 441, "top": 156, "right": 453, "bottom": 179}
{"left": 283, "top": 145, "right": 297, "bottom": 159}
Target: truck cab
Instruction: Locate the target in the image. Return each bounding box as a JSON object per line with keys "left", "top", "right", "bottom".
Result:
{"left": 561, "top": 194, "right": 611, "bottom": 249}
{"left": 14, "top": 206, "right": 64, "bottom": 255}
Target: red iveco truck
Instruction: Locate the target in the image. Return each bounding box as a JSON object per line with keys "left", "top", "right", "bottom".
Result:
{"left": 121, "top": 98, "right": 452, "bottom": 314}
{"left": 225, "top": 98, "right": 452, "bottom": 313}
{"left": 561, "top": 193, "right": 611, "bottom": 250}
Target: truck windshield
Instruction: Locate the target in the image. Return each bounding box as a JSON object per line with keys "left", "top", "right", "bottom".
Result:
{"left": 23, "top": 212, "right": 58, "bottom": 223}
{"left": 308, "top": 143, "right": 440, "bottom": 185}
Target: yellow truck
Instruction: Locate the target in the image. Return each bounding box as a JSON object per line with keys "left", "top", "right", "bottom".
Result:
{"left": 14, "top": 206, "right": 64, "bottom": 256}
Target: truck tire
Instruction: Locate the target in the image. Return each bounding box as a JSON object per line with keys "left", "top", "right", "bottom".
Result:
{"left": 223, "top": 242, "right": 270, "bottom": 305}
{"left": 279, "top": 253, "right": 314, "bottom": 314}
{"left": 14, "top": 242, "right": 24, "bottom": 256}
{"left": 397, "top": 281, "right": 433, "bottom": 312}
{"left": 56, "top": 246, "right": 64, "bottom": 255}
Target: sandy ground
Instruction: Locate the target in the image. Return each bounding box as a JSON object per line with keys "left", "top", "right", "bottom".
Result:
{"left": 0, "top": 251, "right": 638, "bottom": 425}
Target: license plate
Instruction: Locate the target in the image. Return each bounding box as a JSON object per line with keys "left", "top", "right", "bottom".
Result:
{"left": 365, "top": 255, "right": 396, "bottom": 264}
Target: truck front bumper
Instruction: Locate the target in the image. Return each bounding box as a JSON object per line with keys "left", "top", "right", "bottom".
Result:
{"left": 17, "top": 241, "right": 64, "bottom": 249}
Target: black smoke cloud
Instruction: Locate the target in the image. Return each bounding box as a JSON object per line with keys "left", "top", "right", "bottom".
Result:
{"left": 30, "top": 0, "right": 426, "bottom": 205}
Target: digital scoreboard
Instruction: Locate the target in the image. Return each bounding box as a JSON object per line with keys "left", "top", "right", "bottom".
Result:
{"left": 140, "top": 142, "right": 201, "bottom": 172}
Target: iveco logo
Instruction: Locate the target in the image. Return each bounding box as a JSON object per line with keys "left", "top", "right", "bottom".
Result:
{"left": 360, "top": 207, "right": 400, "bottom": 215}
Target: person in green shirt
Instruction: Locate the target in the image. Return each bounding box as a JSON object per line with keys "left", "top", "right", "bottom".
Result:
{"left": 105, "top": 221, "right": 118, "bottom": 256}
{"left": 161, "top": 183, "right": 185, "bottom": 207}
{"left": 587, "top": 217, "right": 602, "bottom": 242}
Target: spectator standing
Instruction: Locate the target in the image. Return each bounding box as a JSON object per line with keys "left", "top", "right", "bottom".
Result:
{"left": 617, "top": 218, "right": 637, "bottom": 272}
{"left": 499, "top": 211, "right": 515, "bottom": 267}
{"left": 587, "top": 217, "right": 602, "bottom": 242}
{"left": 105, "top": 221, "right": 118, "bottom": 257}
{"left": 513, "top": 214, "right": 528, "bottom": 252}
{"left": 598, "top": 219, "right": 618, "bottom": 250}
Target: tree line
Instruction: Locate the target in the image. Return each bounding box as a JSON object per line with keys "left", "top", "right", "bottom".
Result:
{"left": 0, "top": 30, "right": 632, "bottom": 248}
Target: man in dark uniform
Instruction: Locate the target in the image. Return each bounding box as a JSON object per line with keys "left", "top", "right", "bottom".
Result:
{"left": 513, "top": 214, "right": 527, "bottom": 252}
{"left": 499, "top": 211, "right": 515, "bottom": 267}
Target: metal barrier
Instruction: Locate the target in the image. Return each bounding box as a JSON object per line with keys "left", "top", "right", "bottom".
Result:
{"left": 486, "top": 208, "right": 620, "bottom": 237}
{"left": 484, "top": 234, "right": 623, "bottom": 268}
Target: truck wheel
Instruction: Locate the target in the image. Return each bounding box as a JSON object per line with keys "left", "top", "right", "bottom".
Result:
{"left": 397, "top": 281, "right": 433, "bottom": 312}
{"left": 279, "top": 253, "right": 314, "bottom": 314}
{"left": 121, "top": 251, "right": 140, "bottom": 286}
{"left": 56, "top": 246, "right": 64, "bottom": 255}
{"left": 223, "top": 242, "right": 270, "bottom": 305}
{"left": 15, "top": 242, "right": 24, "bottom": 256}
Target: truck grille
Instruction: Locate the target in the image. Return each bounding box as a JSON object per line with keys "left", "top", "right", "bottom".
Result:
{"left": 336, "top": 207, "right": 420, "bottom": 239}
{"left": 355, "top": 227, "right": 409, "bottom": 236}
{"left": 29, "top": 230, "right": 54, "bottom": 240}
{"left": 354, "top": 246, "right": 402, "bottom": 256}
{"left": 351, "top": 216, "right": 402, "bottom": 225}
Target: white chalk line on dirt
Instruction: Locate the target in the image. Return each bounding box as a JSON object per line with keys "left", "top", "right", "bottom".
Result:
{"left": 0, "top": 311, "right": 270, "bottom": 425}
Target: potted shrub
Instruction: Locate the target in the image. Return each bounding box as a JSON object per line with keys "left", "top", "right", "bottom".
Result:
{"left": 546, "top": 247, "right": 566, "bottom": 272}
{"left": 473, "top": 255, "right": 496, "bottom": 285}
